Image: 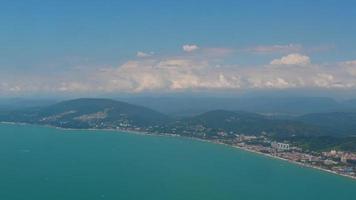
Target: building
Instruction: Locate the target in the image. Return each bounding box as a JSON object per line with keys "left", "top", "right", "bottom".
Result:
{"left": 324, "top": 159, "right": 338, "bottom": 165}
{"left": 271, "top": 141, "right": 290, "bottom": 151}
{"left": 341, "top": 156, "right": 348, "bottom": 164}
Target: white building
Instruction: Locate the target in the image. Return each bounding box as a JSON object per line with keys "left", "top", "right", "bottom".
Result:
{"left": 324, "top": 159, "right": 338, "bottom": 165}
{"left": 271, "top": 141, "right": 290, "bottom": 151}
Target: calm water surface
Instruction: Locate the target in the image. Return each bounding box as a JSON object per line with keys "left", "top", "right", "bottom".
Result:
{"left": 0, "top": 124, "right": 355, "bottom": 200}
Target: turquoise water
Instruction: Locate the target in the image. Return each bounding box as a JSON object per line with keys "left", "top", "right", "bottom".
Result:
{"left": 0, "top": 124, "right": 355, "bottom": 200}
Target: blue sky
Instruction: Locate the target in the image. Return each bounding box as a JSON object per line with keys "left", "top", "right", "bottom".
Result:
{"left": 1, "top": 0, "right": 356, "bottom": 97}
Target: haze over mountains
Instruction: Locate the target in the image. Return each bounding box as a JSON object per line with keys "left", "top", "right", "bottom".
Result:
{"left": 0, "top": 98, "right": 57, "bottom": 111}
{"left": 0, "top": 98, "right": 168, "bottom": 129}
{"left": 120, "top": 96, "right": 356, "bottom": 117}
{"left": 0, "top": 97, "right": 355, "bottom": 138}
{"left": 2, "top": 96, "right": 356, "bottom": 116}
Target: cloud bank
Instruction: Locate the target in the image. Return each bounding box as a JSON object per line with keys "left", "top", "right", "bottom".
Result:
{"left": 1, "top": 46, "right": 356, "bottom": 95}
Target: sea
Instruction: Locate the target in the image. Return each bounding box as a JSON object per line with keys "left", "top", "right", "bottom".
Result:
{"left": 0, "top": 123, "right": 355, "bottom": 200}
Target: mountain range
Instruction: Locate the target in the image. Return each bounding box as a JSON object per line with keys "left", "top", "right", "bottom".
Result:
{"left": 0, "top": 98, "right": 355, "bottom": 137}
{"left": 119, "top": 96, "right": 356, "bottom": 117}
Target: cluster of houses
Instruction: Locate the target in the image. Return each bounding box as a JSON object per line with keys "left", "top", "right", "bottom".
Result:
{"left": 322, "top": 150, "right": 356, "bottom": 164}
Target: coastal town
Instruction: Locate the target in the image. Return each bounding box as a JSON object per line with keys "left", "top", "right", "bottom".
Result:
{"left": 107, "top": 121, "right": 356, "bottom": 180}
{"left": 215, "top": 134, "right": 356, "bottom": 179}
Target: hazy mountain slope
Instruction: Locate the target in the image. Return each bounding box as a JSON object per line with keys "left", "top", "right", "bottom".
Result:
{"left": 0, "top": 98, "right": 169, "bottom": 128}
{"left": 121, "top": 97, "right": 344, "bottom": 116}
{"left": 1, "top": 98, "right": 354, "bottom": 137}
{"left": 168, "top": 110, "right": 326, "bottom": 137}
{"left": 297, "top": 112, "right": 356, "bottom": 136}
{"left": 286, "top": 136, "right": 356, "bottom": 152}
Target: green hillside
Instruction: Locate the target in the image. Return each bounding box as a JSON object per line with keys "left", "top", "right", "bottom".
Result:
{"left": 297, "top": 112, "right": 356, "bottom": 136}
{"left": 0, "top": 98, "right": 169, "bottom": 129}
{"left": 163, "top": 110, "right": 326, "bottom": 137}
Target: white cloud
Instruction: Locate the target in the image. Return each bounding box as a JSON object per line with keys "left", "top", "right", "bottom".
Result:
{"left": 246, "top": 44, "right": 302, "bottom": 54}
{"left": 343, "top": 60, "right": 356, "bottom": 66}
{"left": 313, "top": 73, "right": 334, "bottom": 88}
{"left": 270, "top": 53, "right": 311, "bottom": 65}
{"left": 96, "top": 58, "right": 240, "bottom": 92}
{"left": 1, "top": 49, "right": 356, "bottom": 95}
{"left": 340, "top": 60, "right": 356, "bottom": 77}
{"left": 182, "top": 44, "right": 199, "bottom": 52}
{"left": 58, "top": 82, "right": 90, "bottom": 92}
{"left": 136, "top": 51, "right": 154, "bottom": 58}
{"left": 86, "top": 54, "right": 356, "bottom": 92}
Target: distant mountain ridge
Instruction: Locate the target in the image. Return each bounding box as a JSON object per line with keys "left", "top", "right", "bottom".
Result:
{"left": 120, "top": 96, "right": 356, "bottom": 116}
{"left": 297, "top": 112, "right": 356, "bottom": 136}
{"left": 168, "top": 110, "right": 326, "bottom": 137}
{"left": 0, "top": 98, "right": 355, "bottom": 138}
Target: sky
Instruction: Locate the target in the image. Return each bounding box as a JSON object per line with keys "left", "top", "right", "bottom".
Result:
{"left": 1, "top": 0, "right": 356, "bottom": 97}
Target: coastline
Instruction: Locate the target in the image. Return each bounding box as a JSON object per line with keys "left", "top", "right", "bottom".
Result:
{"left": 227, "top": 143, "right": 356, "bottom": 181}
{"left": 1, "top": 121, "right": 355, "bottom": 181}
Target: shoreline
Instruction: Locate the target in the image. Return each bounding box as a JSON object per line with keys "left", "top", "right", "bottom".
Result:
{"left": 227, "top": 143, "right": 356, "bottom": 181}
{"left": 1, "top": 121, "right": 355, "bottom": 181}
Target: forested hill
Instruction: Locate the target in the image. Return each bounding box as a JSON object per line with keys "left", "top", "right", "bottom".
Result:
{"left": 0, "top": 98, "right": 355, "bottom": 138}
{"left": 0, "top": 98, "right": 169, "bottom": 129}
{"left": 165, "top": 110, "right": 326, "bottom": 137}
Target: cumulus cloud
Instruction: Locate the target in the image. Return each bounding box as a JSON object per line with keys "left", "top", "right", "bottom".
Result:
{"left": 270, "top": 53, "right": 311, "bottom": 65}
{"left": 1, "top": 49, "right": 356, "bottom": 95}
{"left": 61, "top": 55, "right": 356, "bottom": 92}
{"left": 182, "top": 44, "right": 199, "bottom": 52}
{"left": 95, "top": 58, "right": 241, "bottom": 92}
{"left": 340, "top": 60, "right": 356, "bottom": 77}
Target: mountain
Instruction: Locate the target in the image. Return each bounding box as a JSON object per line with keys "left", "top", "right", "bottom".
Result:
{"left": 1, "top": 98, "right": 354, "bottom": 138}
{"left": 165, "top": 110, "right": 326, "bottom": 137}
{"left": 0, "top": 98, "right": 169, "bottom": 129}
{"left": 297, "top": 112, "right": 356, "bottom": 136}
{"left": 1, "top": 97, "right": 355, "bottom": 153}
{"left": 120, "top": 96, "right": 345, "bottom": 116}
{"left": 287, "top": 136, "right": 356, "bottom": 152}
